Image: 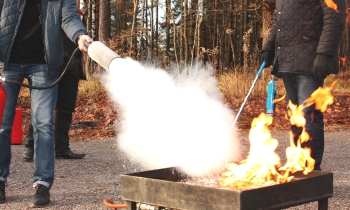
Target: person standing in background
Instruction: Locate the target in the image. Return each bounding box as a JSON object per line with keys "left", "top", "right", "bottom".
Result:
{"left": 23, "top": 8, "right": 87, "bottom": 161}
{"left": 260, "top": 0, "right": 346, "bottom": 170}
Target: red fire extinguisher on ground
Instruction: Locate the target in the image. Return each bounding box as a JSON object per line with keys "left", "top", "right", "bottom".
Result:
{"left": 0, "top": 82, "right": 7, "bottom": 128}
{"left": 11, "top": 108, "right": 22, "bottom": 145}
{"left": 0, "top": 81, "right": 22, "bottom": 145}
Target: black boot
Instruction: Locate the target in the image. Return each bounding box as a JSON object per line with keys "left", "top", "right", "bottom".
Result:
{"left": 0, "top": 180, "right": 5, "bottom": 203}
{"left": 30, "top": 184, "right": 50, "bottom": 208}
{"left": 23, "top": 147, "right": 34, "bottom": 162}
{"left": 56, "top": 150, "right": 86, "bottom": 159}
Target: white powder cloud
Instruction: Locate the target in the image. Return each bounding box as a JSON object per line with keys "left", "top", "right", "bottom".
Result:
{"left": 102, "top": 57, "right": 241, "bottom": 176}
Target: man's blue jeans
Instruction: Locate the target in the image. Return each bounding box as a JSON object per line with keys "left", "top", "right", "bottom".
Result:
{"left": 281, "top": 73, "right": 324, "bottom": 170}
{"left": 0, "top": 63, "right": 58, "bottom": 188}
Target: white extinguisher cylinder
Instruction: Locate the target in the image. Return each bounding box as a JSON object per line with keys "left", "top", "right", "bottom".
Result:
{"left": 86, "top": 41, "right": 121, "bottom": 71}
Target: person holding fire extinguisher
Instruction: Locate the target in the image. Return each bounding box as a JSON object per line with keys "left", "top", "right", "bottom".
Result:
{"left": 260, "top": 0, "right": 346, "bottom": 171}
{"left": 0, "top": 0, "right": 92, "bottom": 208}
{"left": 22, "top": 8, "right": 87, "bottom": 161}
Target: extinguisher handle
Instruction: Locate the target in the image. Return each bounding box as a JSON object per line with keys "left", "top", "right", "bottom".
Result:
{"left": 84, "top": 40, "right": 91, "bottom": 48}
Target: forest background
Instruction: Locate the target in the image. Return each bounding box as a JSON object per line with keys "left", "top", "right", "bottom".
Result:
{"left": 17, "top": 0, "right": 350, "bottom": 141}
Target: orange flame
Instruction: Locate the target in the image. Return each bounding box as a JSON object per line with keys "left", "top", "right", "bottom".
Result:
{"left": 340, "top": 57, "right": 346, "bottom": 66}
{"left": 219, "top": 82, "right": 336, "bottom": 190}
{"left": 303, "top": 81, "right": 336, "bottom": 112}
{"left": 219, "top": 113, "right": 285, "bottom": 189}
{"left": 273, "top": 94, "right": 286, "bottom": 103}
{"left": 325, "top": 0, "right": 338, "bottom": 12}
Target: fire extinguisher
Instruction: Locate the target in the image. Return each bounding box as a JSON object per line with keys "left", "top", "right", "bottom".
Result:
{"left": 0, "top": 82, "right": 7, "bottom": 127}
{"left": 266, "top": 76, "right": 278, "bottom": 117}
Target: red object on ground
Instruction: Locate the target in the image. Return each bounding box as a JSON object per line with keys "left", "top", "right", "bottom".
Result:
{"left": 11, "top": 108, "right": 22, "bottom": 145}
{"left": 0, "top": 82, "right": 6, "bottom": 128}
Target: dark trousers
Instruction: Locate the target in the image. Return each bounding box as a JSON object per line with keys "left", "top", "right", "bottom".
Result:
{"left": 26, "top": 57, "right": 80, "bottom": 154}
{"left": 281, "top": 73, "right": 324, "bottom": 170}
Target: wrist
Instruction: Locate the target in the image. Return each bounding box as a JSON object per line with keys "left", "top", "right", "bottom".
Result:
{"left": 77, "top": 33, "right": 85, "bottom": 43}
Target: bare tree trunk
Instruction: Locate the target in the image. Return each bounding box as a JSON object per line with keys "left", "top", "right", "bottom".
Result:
{"left": 213, "top": 0, "right": 218, "bottom": 69}
{"left": 144, "top": 0, "right": 149, "bottom": 61}
{"left": 190, "top": 0, "right": 198, "bottom": 63}
{"left": 155, "top": 0, "right": 159, "bottom": 58}
{"left": 183, "top": 0, "right": 189, "bottom": 65}
{"left": 150, "top": 0, "right": 154, "bottom": 62}
{"left": 196, "top": 0, "right": 203, "bottom": 68}
{"left": 169, "top": 3, "right": 179, "bottom": 73}
{"left": 115, "top": 1, "right": 120, "bottom": 35}
{"left": 338, "top": 0, "right": 349, "bottom": 73}
{"left": 130, "top": 0, "right": 139, "bottom": 57}
{"left": 141, "top": 0, "right": 146, "bottom": 61}
{"left": 95, "top": 0, "right": 99, "bottom": 40}
{"left": 165, "top": 0, "right": 170, "bottom": 65}
{"left": 87, "top": 0, "right": 92, "bottom": 35}
{"left": 98, "top": 0, "right": 111, "bottom": 42}
{"left": 84, "top": 0, "right": 93, "bottom": 77}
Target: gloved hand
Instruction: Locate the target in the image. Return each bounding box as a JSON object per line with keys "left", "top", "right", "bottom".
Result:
{"left": 260, "top": 51, "right": 274, "bottom": 68}
{"left": 312, "top": 54, "right": 334, "bottom": 80}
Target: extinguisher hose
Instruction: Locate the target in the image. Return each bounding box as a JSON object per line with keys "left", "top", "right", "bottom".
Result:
{"left": 1, "top": 47, "right": 80, "bottom": 89}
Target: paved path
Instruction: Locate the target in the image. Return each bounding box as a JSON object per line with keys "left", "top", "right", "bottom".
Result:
{"left": 0, "top": 129, "right": 349, "bottom": 209}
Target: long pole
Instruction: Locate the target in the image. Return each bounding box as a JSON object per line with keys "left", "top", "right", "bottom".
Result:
{"left": 230, "top": 61, "right": 266, "bottom": 130}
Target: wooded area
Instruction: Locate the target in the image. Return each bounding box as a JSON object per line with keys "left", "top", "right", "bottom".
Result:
{"left": 77, "top": 0, "right": 350, "bottom": 77}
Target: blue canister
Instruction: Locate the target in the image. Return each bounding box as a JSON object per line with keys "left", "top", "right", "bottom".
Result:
{"left": 266, "top": 76, "right": 277, "bottom": 116}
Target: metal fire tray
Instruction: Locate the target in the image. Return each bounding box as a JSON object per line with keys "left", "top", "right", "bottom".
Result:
{"left": 121, "top": 167, "right": 332, "bottom": 210}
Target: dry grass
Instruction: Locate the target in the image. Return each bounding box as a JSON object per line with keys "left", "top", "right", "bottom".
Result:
{"left": 17, "top": 78, "right": 106, "bottom": 108}
{"left": 217, "top": 66, "right": 285, "bottom": 99}
{"left": 17, "top": 68, "right": 350, "bottom": 108}
{"left": 217, "top": 67, "right": 350, "bottom": 100}
{"left": 77, "top": 78, "right": 106, "bottom": 100}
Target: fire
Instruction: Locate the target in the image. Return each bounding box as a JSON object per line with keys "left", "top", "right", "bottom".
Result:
{"left": 325, "top": 0, "right": 338, "bottom": 12}
{"left": 220, "top": 113, "right": 286, "bottom": 189}
{"left": 219, "top": 82, "right": 336, "bottom": 190}
{"left": 340, "top": 57, "right": 346, "bottom": 66}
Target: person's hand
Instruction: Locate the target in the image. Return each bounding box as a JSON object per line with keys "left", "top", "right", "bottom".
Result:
{"left": 312, "top": 53, "right": 334, "bottom": 81}
{"left": 260, "top": 51, "right": 274, "bottom": 68}
{"left": 77, "top": 34, "right": 93, "bottom": 53}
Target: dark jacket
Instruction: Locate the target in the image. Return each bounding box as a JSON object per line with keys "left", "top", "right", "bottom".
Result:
{"left": 0, "top": 0, "right": 88, "bottom": 79}
{"left": 262, "top": 0, "right": 346, "bottom": 77}
{"left": 61, "top": 15, "right": 86, "bottom": 80}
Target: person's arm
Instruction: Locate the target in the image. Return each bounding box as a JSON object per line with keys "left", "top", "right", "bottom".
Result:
{"left": 61, "top": 0, "right": 92, "bottom": 52}
{"left": 317, "top": 0, "right": 346, "bottom": 55}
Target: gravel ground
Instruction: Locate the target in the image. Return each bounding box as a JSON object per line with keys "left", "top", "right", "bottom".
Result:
{"left": 1, "top": 129, "right": 350, "bottom": 209}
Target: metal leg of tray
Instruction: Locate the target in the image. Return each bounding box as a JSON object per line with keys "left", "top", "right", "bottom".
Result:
{"left": 318, "top": 198, "right": 328, "bottom": 210}
{"left": 126, "top": 201, "right": 137, "bottom": 210}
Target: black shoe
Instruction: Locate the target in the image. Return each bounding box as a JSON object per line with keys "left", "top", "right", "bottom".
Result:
{"left": 30, "top": 184, "right": 50, "bottom": 208}
{"left": 55, "top": 150, "right": 86, "bottom": 159}
{"left": 23, "top": 147, "right": 34, "bottom": 162}
{"left": 0, "top": 180, "right": 5, "bottom": 203}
